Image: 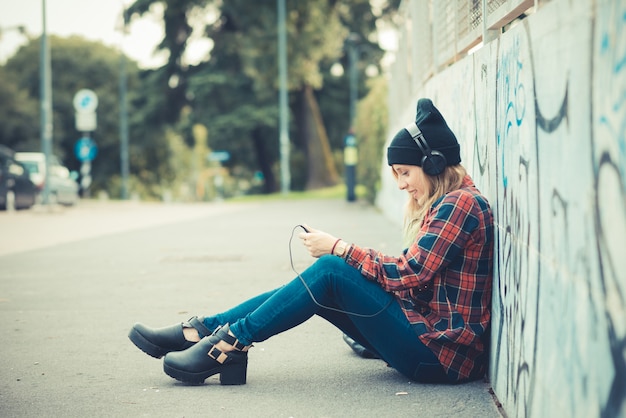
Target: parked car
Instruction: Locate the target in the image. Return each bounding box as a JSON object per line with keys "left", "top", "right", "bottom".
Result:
{"left": 0, "top": 146, "right": 37, "bottom": 211}
{"left": 15, "top": 152, "right": 79, "bottom": 206}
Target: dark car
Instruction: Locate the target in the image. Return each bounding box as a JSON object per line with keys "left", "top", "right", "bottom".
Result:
{"left": 0, "top": 146, "right": 37, "bottom": 211}
{"left": 15, "top": 151, "right": 79, "bottom": 206}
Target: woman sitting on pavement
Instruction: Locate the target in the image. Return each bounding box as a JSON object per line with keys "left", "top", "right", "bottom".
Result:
{"left": 128, "top": 98, "right": 494, "bottom": 385}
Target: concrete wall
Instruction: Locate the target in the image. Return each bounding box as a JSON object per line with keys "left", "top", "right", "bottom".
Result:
{"left": 378, "top": 0, "right": 625, "bottom": 416}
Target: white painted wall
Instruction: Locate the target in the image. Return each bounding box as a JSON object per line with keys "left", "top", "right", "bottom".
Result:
{"left": 378, "top": 0, "right": 625, "bottom": 416}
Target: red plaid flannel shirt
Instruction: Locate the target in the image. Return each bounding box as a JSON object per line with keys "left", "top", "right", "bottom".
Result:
{"left": 344, "top": 175, "right": 493, "bottom": 381}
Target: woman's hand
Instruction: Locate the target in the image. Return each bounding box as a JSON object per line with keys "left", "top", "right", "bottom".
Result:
{"left": 298, "top": 224, "right": 338, "bottom": 258}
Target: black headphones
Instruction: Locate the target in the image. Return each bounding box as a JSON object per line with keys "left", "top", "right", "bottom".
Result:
{"left": 405, "top": 122, "right": 447, "bottom": 176}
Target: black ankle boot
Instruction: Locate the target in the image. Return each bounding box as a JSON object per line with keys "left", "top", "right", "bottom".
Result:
{"left": 163, "top": 323, "right": 249, "bottom": 385}
{"left": 128, "top": 316, "right": 213, "bottom": 359}
{"left": 342, "top": 334, "right": 381, "bottom": 359}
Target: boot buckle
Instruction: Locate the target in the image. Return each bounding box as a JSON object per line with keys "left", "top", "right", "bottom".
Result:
{"left": 207, "top": 346, "right": 228, "bottom": 364}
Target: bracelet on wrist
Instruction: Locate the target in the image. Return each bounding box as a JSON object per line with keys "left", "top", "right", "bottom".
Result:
{"left": 330, "top": 238, "right": 341, "bottom": 255}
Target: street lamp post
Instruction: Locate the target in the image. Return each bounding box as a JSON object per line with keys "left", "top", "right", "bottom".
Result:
{"left": 346, "top": 33, "right": 360, "bottom": 129}
{"left": 40, "top": 0, "right": 53, "bottom": 206}
{"left": 344, "top": 33, "right": 360, "bottom": 202}
{"left": 277, "top": 0, "right": 291, "bottom": 194}
{"left": 119, "top": 9, "right": 130, "bottom": 200}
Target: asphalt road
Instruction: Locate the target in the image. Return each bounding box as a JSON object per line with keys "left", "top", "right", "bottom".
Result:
{"left": 0, "top": 198, "right": 502, "bottom": 417}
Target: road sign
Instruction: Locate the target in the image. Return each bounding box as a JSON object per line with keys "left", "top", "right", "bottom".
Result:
{"left": 75, "top": 111, "right": 97, "bottom": 132}
{"left": 74, "top": 89, "right": 98, "bottom": 131}
{"left": 73, "top": 89, "right": 98, "bottom": 113}
{"left": 74, "top": 137, "right": 98, "bottom": 162}
{"left": 208, "top": 151, "right": 230, "bottom": 162}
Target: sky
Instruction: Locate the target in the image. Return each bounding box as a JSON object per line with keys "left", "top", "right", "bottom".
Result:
{"left": 0, "top": 0, "right": 195, "bottom": 69}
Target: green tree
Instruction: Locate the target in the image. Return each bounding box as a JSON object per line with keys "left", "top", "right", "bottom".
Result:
{"left": 0, "top": 35, "right": 172, "bottom": 199}
{"left": 353, "top": 75, "right": 388, "bottom": 203}
{"left": 3, "top": 36, "right": 124, "bottom": 170}
{"left": 0, "top": 0, "right": 400, "bottom": 201}
{"left": 124, "top": 0, "right": 399, "bottom": 194}
{"left": 0, "top": 66, "right": 39, "bottom": 152}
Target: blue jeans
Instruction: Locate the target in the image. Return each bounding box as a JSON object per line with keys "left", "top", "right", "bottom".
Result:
{"left": 202, "top": 255, "right": 448, "bottom": 383}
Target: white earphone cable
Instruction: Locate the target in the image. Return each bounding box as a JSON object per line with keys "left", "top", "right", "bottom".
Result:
{"left": 289, "top": 225, "right": 393, "bottom": 318}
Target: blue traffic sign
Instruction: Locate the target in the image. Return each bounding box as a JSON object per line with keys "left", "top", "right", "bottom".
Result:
{"left": 74, "top": 137, "right": 98, "bottom": 162}
{"left": 208, "top": 151, "right": 230, "bottom": 162}
{"left": 73, "top": 89, "right": 98, "bottom": 113}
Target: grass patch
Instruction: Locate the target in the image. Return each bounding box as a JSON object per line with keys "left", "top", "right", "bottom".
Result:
{"left": 230, "top": 184, "right": 367, "bottom": 203}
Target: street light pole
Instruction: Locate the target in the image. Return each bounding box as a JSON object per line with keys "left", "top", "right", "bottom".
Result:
{"left": 347, "top": 33, "right": 360, "bottom": 129}
{"left": 40, "top": 0, "right": 53, "bottom": 206}
{"left": 119, "top": 9, "right": 130, "bottom": 200}
{"left": 344, "top": 33, "right": 360, "bottom": 202}
{"left": 277, "top": 0, "right": 290, "bottom": 194}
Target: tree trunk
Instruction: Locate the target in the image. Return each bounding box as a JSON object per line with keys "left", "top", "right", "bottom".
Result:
{"left": 251, "top": 127, "right": 278, "bottom": 193}
{"left": 297, "top": 84, "right": 339, "bottom": 190}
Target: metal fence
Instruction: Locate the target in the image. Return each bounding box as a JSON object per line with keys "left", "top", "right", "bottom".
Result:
{"left": 388, "top": 0, "right": 544, "bottom": 119}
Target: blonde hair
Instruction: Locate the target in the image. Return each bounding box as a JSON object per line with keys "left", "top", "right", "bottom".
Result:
{"left": 393, "top": 164, "right": 467, "bottom": 246}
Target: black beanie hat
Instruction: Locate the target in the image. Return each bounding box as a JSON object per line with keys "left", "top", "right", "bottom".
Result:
{"left": 387, "top": 98, "right": 461, "bottom": 167}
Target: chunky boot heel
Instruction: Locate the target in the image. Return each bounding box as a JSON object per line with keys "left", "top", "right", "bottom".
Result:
{"left": 219, "top": 358, "right": 248, "bottom": 385}
{"left": 128, "top": 316, "right": 213, "bottom": 358}
{"left": 163, "top": 323, "right": 250, "bottom": 385}
{"left": 342, "top": 334, "right": 380, "bottom": 359}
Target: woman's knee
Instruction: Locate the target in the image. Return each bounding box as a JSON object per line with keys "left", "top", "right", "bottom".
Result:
{"left": 305, "top": 255, "right": 358, "bottom": 282}
{"left": 315, "top": 254, "right": 345, "bottom": 270}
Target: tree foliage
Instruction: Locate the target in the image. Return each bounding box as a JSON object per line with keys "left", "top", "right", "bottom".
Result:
{"left": 0, "top": 0, "right": 401, "bottom": 200}
{"left": 0, "top": 35, "right": 172, "bottom": 198}
{"left": 126, "top": 0, "right": 398, "bottom": 193}
{"left": 0, "top": 66, "right": 39, "bottom": 152}
{"left": 354, "top": 75, "right": 388, "bottom": 204}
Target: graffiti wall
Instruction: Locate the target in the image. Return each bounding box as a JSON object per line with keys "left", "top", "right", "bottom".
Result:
{"left": 378, "top": 0, "right": 625, "bottom": 416}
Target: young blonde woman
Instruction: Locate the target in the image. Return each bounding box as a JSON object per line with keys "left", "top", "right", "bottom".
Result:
{"left": 129, "top": 98, "right": 494, "bottom": 385}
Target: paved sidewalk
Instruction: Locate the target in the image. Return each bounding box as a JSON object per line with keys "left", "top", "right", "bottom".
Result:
{"left": 0, "top": 198, "right": 502, "bottom": 417}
